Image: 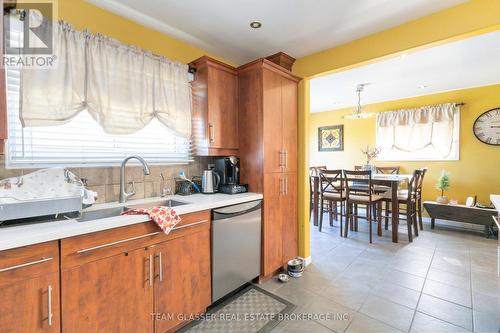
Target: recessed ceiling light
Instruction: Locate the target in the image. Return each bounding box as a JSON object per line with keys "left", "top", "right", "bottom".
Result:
{"left": 418, "top": 85, "right": 429, "bottom": 89}
{"left": 250, "top": 21, "right": 262, "bottom": 29}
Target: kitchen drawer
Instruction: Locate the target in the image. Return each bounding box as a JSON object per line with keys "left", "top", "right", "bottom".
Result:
{"left": 0, "top": 241, "right": 59, "bottom": 286}
{"left": 61, "top": 210, "right": 211, "bottom": 269}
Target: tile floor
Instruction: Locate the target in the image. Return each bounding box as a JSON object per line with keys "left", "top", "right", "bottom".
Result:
{"left": 261, "top": 217, "right": 500, "bottom": 333}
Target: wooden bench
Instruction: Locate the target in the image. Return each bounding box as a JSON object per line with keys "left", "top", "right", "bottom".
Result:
{"left": 423, "top": 201, "right": 498, "bottom": 237}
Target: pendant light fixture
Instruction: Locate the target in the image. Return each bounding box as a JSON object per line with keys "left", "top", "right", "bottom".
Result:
{"left": 342, "top": 84, "right": 374, "bottom": 120}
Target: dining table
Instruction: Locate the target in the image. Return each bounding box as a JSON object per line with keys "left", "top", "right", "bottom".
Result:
{"left": 311, "top": 173, "right": 413, "bottom": 243}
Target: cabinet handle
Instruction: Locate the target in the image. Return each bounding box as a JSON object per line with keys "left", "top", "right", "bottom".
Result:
{"left": 48, "top": 285, "right": 53, "bottom": 326}
{"left": 284, "top": 150, "right": 288, "bottom": 169}
{"left": 148, "top": 254, "right": 153, "bottom": 287}
{"left": 76, "top": 232, "right": 161, "bottom": 254}
{"left": 285, "top": 176, "right": 288, "bottom": 195}
{"left": 279, "top": 150, "right": 283, "bottom": 168}
{"left": 75, "top": 220, "right": 207, "bottom": 255}
{"left": 0, "top": 257, "right": 53, "bottom": 273}
{"left": 209, "top": 123, "right": 215, "bottom": 143}
{"left": 156, "top": 252, "right": 163, "bottom": 282}
{"left": 279, "top": 177, "right": 283, "bottom": 195}
{"left": 171, "top": 219, "right": 209, "bottom": 231}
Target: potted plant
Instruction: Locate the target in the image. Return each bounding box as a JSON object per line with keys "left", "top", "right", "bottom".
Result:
{"left": 435, "top": 170, "right": 450, "bottom": 204}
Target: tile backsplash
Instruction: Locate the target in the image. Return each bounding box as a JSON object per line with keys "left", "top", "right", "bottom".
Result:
{"left": 0, "top": 155, "right": 213, "bottom": 204}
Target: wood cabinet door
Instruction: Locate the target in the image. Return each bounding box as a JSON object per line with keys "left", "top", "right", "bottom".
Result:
{"left": 0, "top": 272, "right": 60, "bottom": 333}
{"left": 207, "top": 67, "right": 239, "bottom": 150}
{"left": 152, "top": 228, "right": 211, "bottom": 333}
{"left": 262, "top": 173, "right": 284, "bottom": 276}
{"left": 263, "top": 68, "right": 283, "bottom": 174}
{"left": 61, "top": 247, "right": 153, "bottom": 333}
{"left": 281, "top": 172, "right": 298, "bottom": 263}
{"left": 281, "top": 77, "right": 298, "bottom": 173}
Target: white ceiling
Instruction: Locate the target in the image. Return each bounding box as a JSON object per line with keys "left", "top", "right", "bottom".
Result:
{"left": 310, "top": 30, "right": 500, "bottom": 113}
{"left": 87, "top": 0, "right": 465, "bottom": 64}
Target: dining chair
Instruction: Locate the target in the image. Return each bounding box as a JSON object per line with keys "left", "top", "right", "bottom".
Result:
{"left": 382, "top": 169, "right": 423, "bottom": 242}
{"left": 415, "top": 167, "right": 428, "bottom": 230}
{"left": 309, "top": 166, "right": 327, "bottom": 213}
{"left": 376, "top": 166, "right": 401, "bottom": 174}
{"left": 343, "top": 170, "right": 384, "bottom": 243}
{"left": 352, "top": 165, "right": 384, "bottom": 222}
{"left": 318, "top": 169, "right": 345, "bottom": 235}
{"left": 373, "top": 166, "right": 400, "bottom": 193}
{"left": 351, "top": 165, "right": 382, "bottom": 226}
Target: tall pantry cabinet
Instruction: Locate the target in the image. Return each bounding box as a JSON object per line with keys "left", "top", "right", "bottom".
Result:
{"left": 238, "top": 58, "right": 300, "bottom": 278}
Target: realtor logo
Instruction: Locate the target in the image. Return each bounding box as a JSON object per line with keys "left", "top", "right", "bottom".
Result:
{"left": 2, "top": 0, "right": 57, "bottom": 67}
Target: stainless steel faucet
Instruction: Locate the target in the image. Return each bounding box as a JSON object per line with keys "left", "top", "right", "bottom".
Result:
{"left": 119, "top": 155, "right": 151, "bottom": 203}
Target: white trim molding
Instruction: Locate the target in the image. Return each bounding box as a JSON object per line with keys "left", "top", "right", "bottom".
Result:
{"left": 298, "top": 256, "right": 312, "bottom": 267}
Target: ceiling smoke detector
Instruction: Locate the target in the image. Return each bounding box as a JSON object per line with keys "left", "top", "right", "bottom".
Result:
{"left": 250, "top": 21, "right": 262, "bottom": 29}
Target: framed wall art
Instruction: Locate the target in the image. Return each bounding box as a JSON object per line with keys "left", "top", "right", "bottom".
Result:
{"left": 318, "top": 125, "right": 344, "bottom": 152}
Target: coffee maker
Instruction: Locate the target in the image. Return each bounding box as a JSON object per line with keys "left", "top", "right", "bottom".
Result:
{"left": 214, "top": 156, "right": 247, "bottom": 194}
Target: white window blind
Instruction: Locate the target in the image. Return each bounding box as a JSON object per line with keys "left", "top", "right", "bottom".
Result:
{"left": 5, "top": 18, "right": 192, "bottom": 169}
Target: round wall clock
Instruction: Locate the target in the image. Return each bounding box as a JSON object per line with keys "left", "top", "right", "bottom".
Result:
{"left": 473, "top": 108, "right": 500, "bottom": 146}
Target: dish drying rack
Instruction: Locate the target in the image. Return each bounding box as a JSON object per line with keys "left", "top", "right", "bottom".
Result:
{"left": 0, "top": 170, "right": 83, "bottom": 224}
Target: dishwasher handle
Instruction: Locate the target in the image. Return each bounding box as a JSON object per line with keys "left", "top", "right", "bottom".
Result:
{"left": 212, "top": 200, "right": 262, "bottom": 220}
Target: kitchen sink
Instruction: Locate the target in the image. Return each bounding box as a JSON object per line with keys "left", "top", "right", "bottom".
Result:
{"left": 76, "top": 207, "right": 127, "bottom": 222}
{"left": 126, "top": 199, "right": 188, "bottom": 209}
{"left": 75, "top": 199, "right": 188, "bottom": 222}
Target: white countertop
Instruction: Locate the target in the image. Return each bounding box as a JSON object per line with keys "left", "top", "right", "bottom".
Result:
{"left": 491, "top": 194, "right": 500, "bottom": 213}
{"left": 0, "top": 192, "right": 263, "bottom": 251}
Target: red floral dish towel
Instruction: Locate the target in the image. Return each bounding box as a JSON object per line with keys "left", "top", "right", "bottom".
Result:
{"left": 122, "top": 207, "right": 181, "bottom": 234}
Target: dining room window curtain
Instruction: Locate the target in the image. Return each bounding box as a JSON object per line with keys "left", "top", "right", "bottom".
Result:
{"left": 376, "top": 103, "right": 460, "bottom": 161}
{"left": 19, "top": 20, "right": 192, "bottom": 138}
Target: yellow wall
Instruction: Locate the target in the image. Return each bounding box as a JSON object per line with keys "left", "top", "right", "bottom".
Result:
{"left": 309, "top": 84, "right": 500, "bottom": 204}
{"left": 294, "top": 0, "right": 500, "bottom": 78}
{"left": 58, "top": 0, "right": 232, "bottom": 65}
{"left": 294, "top": 0, "right": 500, "bottom": 259}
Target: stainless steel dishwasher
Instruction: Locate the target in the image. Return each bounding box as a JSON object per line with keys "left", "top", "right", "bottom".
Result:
{"left": 212, "top": 200, "right": 262, "bottom": 303}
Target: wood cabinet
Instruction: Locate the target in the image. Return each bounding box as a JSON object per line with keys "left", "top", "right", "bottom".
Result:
{"left": 60, "top": 210, "right": 211, "bottom": 333}
{"left": 152, "top": 228, "right": 211, "bottom": 333}
{"left": 281, "top": 173, "right": 298, "bottom": 262}
{"left": 262, "top": 68, "right": 298, "bottom": 174}
{"left": 281, "top": 78, "right": 298, "bottom": 173}
{"left": 61, "top": 247, "right": 153, "bottom": 333}
{"left": 190, "top": 56, "right": 239, "bottom": 156}
{"left": 261, "top": 173, "right": 298, "bottom": 276}
{"left": 262, "top": 69, "right": 283, "bottom": 174}
{"left": 0, "top": 241, "right": 60, "bottom": 333}
{"left": 262, "top": 173, "right": 284, "bottom": 276}
{"left": 238, "top": 58, "right": 300, "bottom": 278}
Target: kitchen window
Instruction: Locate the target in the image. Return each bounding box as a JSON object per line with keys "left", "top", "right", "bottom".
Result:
{"left": 4, "top": 17, "right": 192, "bottom": 168}
{"left": 376, "top": 103, "right": 460, "bottom": 161}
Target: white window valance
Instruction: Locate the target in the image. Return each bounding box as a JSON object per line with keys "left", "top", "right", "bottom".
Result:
{"left": 377, "top": 103, "right": 457, "bottom": 127}
{"left": 20, "top": 21, "right": 192, "bottom": 138}
{"left": 376, "top": 103, "right": 460, "bottom": 161}
{"left": 20, "top": 23, "right": 87, "bottom": 126}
